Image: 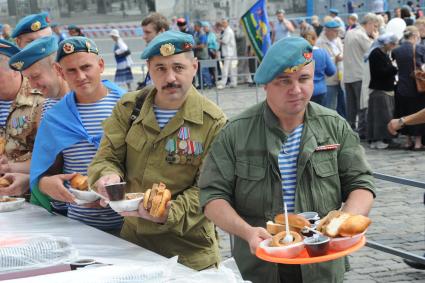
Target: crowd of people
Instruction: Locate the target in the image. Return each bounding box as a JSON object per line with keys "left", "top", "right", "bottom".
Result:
{"left": 0, "top": 3, "right": 424, "bottom": 282}
{"left": 269, "top": 5, "right": 425, "bottom": 151}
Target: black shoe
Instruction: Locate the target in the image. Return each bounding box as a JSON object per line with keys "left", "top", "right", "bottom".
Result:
{"left": 404, "top": 258, "right": 425, "bottom": 270}
{"left": 386, "top": 142, "right": 402, "bottom": 149}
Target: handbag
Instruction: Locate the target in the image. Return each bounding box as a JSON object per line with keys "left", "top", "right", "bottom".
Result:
{"left": 116, "top": 49, "right": 131, "bottom": 59}
{"left": 412, "top": 44, "right": 425, "bottom": 93}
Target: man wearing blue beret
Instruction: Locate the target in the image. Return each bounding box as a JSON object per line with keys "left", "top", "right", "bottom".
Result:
{"left": 30, "top": 37, "right": 125, "bottom": 233}
{"left": 9, "top": 36, "right": 70, "bottom": 119}
{"left": 12, "top": 12, "right": 52, "bottom": 48}
{"left": 199, "top": 37, "right": 376, "bottom": 283}
{"left": 88, "top": 30, "right": 226, "bottom": 270}
{"left": 0, "top": 39, "right": 44, "bottom": 197}
{"left": 329, "top": 8, "right": 346, "bottom": 37}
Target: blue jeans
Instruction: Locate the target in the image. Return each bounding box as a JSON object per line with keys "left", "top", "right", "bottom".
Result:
{"left": 200, "top": 67, "right": 212, "bottom": 87}
{"left": 326, "top": 84, "right": 346, "bottom": 118}
{"left": 311, "top": 93, "right": 327, "bottom": 106}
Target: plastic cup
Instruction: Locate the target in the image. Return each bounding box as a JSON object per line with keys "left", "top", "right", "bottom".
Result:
{"left": 298, "top": 211, "right": 320, "bottom": 224}
{"left": 304, "top": 235, "right": 330, "bottom": 257}
{"left": 105, "top": 182, "right": 126, "bottom": 201}
{"left": 301, "top": 224, "right": 317, "bottom": 237}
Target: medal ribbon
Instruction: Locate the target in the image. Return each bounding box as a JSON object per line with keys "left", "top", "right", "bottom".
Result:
{"left": 178, "top": 127, "right": 190, "bottom": 140}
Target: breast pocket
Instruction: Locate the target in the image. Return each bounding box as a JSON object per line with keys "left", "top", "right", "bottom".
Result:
{"left": 125, "top": 124, "right": 147, "bottom": 152}
{"left": 234, "top": 161, "right": 266, "bottom": 217}
{"left": 311, "top": 151, "right": 338, "bottom": 177}
{"left": 310, "top": 150, "right": 341, "bottom": 215}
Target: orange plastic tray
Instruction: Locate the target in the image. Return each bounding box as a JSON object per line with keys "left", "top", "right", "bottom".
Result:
{"left": 256, "top": 236, "right": 366, "bottom": 264}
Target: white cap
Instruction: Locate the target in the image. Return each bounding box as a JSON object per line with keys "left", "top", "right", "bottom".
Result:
{"left": 109, "top": 29, "right": 120, "bottom": 37}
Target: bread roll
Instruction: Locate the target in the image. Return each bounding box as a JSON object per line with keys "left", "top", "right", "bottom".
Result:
{"left": 150, "top": 184, "right": 171, "bottom": 217}
{"left": 266, "top": 221, "right": 301, "bottom": 235}
{"left": 143, "top": 182, "right": 171, "bottom": 218}
{"left": 274, "top": 213, "right": 310, "bottom": 230}
{"left": 318, "top": 210, "right": 371, "bottom": 237}
{"left": 271, "top": 231, "right": 303, "bottom": 247}
{"left": 0, "top": 137, "right": 5, "bottom": 155}
{"left": 70, "top": 174, "right": 88, "bottom": 191}
{"left": 0, "top": 177, "right": 11, "bottom": 188}
{"left": 339, "top": 215, "right": 371, "bottom": 237}
{"left": 143, "top": 189, "right": 152, "bottom": 210}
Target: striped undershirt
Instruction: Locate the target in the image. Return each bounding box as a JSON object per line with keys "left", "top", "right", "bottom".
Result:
{"left": 278, "top": 124, "right": 304, "bottom": 213}
{"left": 153, "top": 105, "right": 179, "bottom": 129}
{"left": 61, "top": 91, "right": 123, "bottom": 231}
{"left": 41, "top": 98, "right": 61, "bottom": 120}
{"left": 0, "top": 100, "right": 13, "bottom": 127}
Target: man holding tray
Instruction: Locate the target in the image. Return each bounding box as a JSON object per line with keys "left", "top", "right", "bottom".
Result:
{"left": 199, "top": 37, "right": 376, "bottom": 283}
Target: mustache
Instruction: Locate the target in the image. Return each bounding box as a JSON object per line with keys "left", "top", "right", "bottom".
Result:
{"left": 162, "top": 82, "right": 181, "bottom": 90}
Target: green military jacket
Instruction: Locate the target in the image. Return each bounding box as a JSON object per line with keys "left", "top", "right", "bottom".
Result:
{"left": 199, "top": 101, "right": 375, "bottom": 283}
{"left": 88, "top": 85, "right": 226, "bottom": 271}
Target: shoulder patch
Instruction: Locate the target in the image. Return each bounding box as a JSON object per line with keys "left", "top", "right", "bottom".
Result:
{"left": 201, "top": 96, "right": 226, "bottom": 120}
{"left": 120, "top": 86, "right": 154, "bottom": 106}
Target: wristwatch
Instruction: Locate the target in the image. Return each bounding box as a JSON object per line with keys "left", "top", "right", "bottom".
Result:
{"left": 398, "top": 117, "right": 406, "bottom": 128}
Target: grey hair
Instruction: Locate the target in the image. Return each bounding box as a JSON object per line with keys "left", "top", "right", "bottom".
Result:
{"left": 361, "top": 13, "right": 380, "bottom": 25}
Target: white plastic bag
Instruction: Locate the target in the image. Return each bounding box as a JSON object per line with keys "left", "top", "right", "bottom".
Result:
{"left": 0, "top": 235, "right": 78, "bottom": 273}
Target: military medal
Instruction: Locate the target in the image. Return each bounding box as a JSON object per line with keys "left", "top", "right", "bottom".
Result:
{"left": 186, "top": 140, "right": 195, "bottom": 164}
{"left": 173, "top": 154, "right": 181, "bottom": 164}
{"left": 166, "top": 154, "right": 176, "bottom": 163}
{"left": 177, "top": 126, "right": 190, "bottom": 151}
{"left": 315, "top": 144, "right": 340, "bottom": 151}
{"left": 22, "top": 116, "right": 28, "bottom": 129}
{"left": 178, "top": 140, "right": 187, "bottom": 150}
{"left": 165, "top": 138, "right": 177, "bottom": 164}
{"left": 179, "top": 155, "right": 187, "bottom": 164}
{"left": 192, "top": 141, "right": 204, "bottom": 166}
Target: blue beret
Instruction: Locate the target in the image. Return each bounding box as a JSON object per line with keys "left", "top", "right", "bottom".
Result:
{"left": 329, "top": 8, "right": 339, "bottom": 15}
{"left": 56, "top": 36, "right": 98, "bottom": 62}
{"left": 254, "top": 37, "right": 313, "bottom": 84}
{"left": 12, "top": 12, "right": 50, "bottom": 38}
{"left": 9, "top": 36, "right": 58, "bottom": 71}
{"left": 141, "top": 30, "right": 194, "bottom": 59}
{"left": 67, "top": 24, "right": 79, "bottom": 30}
{"left": 324, "top": 20, "right": 341, "bottom": 29}
{"left": 0, "top": 39, "right": 21, "bottom": 58}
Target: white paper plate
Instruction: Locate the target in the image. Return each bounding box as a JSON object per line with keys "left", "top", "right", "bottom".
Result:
{"left": 109, "top": 194, "right": 144, "bottom": 213}
{"left": 69, "top": 188, "right": 100, "bottom": 202}
{"left": 0, "top": 197, "right": 25, "bottom": 212}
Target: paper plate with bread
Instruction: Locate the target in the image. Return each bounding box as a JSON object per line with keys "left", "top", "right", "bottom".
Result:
{"left": 0, "top": 177, "right": 25, "bottom": 212}
{"left": 107, "top": 182, "right": 171, "bottom": 214}
{"left": 257, "top": 210, "right": 371, "bottom": 264}
{"left": 68, "top": 174, "right": 100, "bottom": 204}
{"left": 0, "top": 196, "right": 25, "bottom": 212}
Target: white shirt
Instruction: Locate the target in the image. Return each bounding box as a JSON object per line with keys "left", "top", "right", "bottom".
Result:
{"left": 220, "top": 26, "right": 237, "bottom": 57}
{"left": 114, "top": 37, "right": 133, "bottom": 69}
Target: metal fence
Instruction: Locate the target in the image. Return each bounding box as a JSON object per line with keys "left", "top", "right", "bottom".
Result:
{"left": 367, "top": 173, "right": 425, "bottom": 265}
